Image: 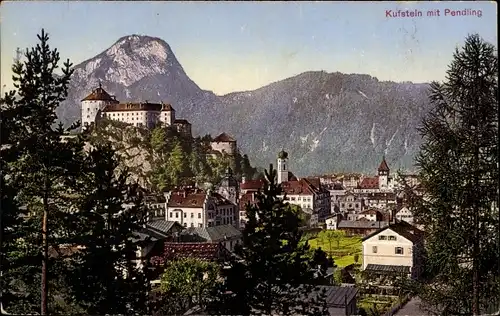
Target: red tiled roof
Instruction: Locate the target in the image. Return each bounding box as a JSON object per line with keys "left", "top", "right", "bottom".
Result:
{"left": 167, "top": 190, "right": 233, "bottom": 208}
{"left": 378, "top": 157, "right": 390, "bottom": 172}
{"left": 103, "top": 102, "right": 162, "bottom": 112}
{"left": 213, "top": 133, "right": 236, "bottom": 143}
{"left": 359, "top": 177, "right": 379, "bottom": 189}
{"left": 174, "top": 119, "right": 191, "bottom": 125}
{"left": 281, "top": 179, "right": 316, "bottom": 196}
{"left": 81, "top": 86, "right": 119, "bottom": 102}
{"left": 210, "top": 192, "right": 234, "bottom": 206}
{"left": 168, "top": 190, "right": 206, "bottom": 208}
{"left": 305, "top": 177, "right": 321, "bottom": 190}
{"left": 240, "top": 179, "right": 266, "bottom": 191}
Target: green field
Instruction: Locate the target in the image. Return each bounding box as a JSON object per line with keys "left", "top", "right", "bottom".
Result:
{"left": 305, "top": 231, "right": 362, "bottom": 268}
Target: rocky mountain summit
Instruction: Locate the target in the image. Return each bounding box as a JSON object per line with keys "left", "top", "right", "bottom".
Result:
{"left": 59, "top": 35, "right": 433, "bottom": 176}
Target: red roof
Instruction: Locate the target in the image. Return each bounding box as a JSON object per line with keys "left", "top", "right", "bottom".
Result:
{"left": 378, "top": 157, "right": 390, "bottom": 172}
{"left": 305, "top": 177, "right": 321, "bottom": 190}
{"left": 281, "top": 179, "right": 317, "bottom": 196}
{"left": 358, "top": 177, "right": 379, "bottom": 189}
{"left": 213, "top": 133, "right": 236, "bottom": 143}
{"left": 81, "top": 86, "right": 119, "bottom": 102}
{"left": 240, "top": 179, "right": 266, "bottom": 191}
{"left": 168, "top": 189, "right": 206, "bottom": 208}
{"left": 167, "top": 189, "right": 232, "bottom": 208}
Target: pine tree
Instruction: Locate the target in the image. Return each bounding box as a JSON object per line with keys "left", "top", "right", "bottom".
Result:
{"left": 65, "top": 143, "right": 149, "bottom": 314}
{"left": 407, "top": 34, "right": 499, "bottom": 315}
{"left": 0, "top": 29, "right": 81, "bottom": 315}
{"left": 212, "top": 164, "right": 329, "bottom": 315}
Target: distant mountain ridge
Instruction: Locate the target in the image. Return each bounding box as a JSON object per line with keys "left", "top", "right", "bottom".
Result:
{"left": 58, "top": 34, "right": 433, "bottom": 176}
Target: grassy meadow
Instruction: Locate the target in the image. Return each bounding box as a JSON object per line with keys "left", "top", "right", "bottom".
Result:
{"left": 304, "top": 230, "right": 362, "bottom": 268}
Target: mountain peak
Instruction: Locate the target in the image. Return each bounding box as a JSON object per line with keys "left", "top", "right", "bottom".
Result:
{"left": 71, "top": 34, "right": 183, "bottom": 88}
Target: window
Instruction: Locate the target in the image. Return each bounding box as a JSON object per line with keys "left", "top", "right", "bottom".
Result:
{"left": 183, "top": 213, "right": 186, "bottom": 218}
{"left": 190, "top": 223, "right": 194, "bottom": 228}
{"left": 388, "top": 236, "right": 397, "bottom": 241}
{"left": 199, "top": 223, "right": 203, "bottom": 228}
{"left": 372, "top": 246, "right": 378, "bottom": 253}
{"left": 183, "top": 223, "right": 187, "bottom": 227}
{"left": 378, "top": 235, "right": 387, "bottom": 240}
{"left": 283, "top": 164, "right": 286, "bottom": 170}
{"left": 395, "top": 247, "right": 404, "bottom": 255}
{"left": 198, "top": 213, "right": 201, "bottom": 218}
{"left": 191, "top": 212, "right": 194, "bottom": 218}
{"left": 175, "top": 213, "right": 179, "bottom": 218}
{"left": 169, "top": 212, "right": 173, "bottom": 218}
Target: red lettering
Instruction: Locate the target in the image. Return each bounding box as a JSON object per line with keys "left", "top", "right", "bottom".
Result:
{"left": 386, "top": 10, "right": 393, "bottom": 17}
{"left": 444, "top": 8, "right": 451, "bottom": 16}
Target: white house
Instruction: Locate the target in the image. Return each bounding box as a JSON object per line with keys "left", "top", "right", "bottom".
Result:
{"left": 338, "top": 192, "right": 364, "bottom": 219}
{"left": 325, "top": 214, "right": 341, "bottom": 230}
{"left": 395, "top": 206, "right": 414, "bottom": 224}
{"left": 362, "top": 221, "right": 424, "bottom": 280}
{"left": 165, "top": 188, "right": 238, "bottom": 229}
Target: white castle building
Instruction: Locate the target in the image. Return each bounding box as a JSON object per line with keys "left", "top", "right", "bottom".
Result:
{"left": 81, "top": 83, "right": 190, "bottom": 134}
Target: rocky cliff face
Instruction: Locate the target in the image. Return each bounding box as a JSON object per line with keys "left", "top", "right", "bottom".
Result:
{"left": 59, "top": 35, "right": 432, "bottom": 176}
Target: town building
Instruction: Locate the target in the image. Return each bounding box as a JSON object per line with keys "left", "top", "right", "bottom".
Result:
{"left": 361, "top": 221, "right": 425, "bottom": 280}
{"left": 164, "top": 188, "right": 238, "bottom": 229}
{"left": 80, "top": 84, "right": 191, "bottom": 137}
{"left": 211, "top": 133, "right": 237, "bottom": 155}
{"left": 338, "top": 192, "right": 365, "bottom": 220}
{"left": 276, "top": 150, "right": 331, "bottom": 223}
{"left": 395, "top": 205, "right": 414, "bottom": 224}
{"left": 180, "top": 224, "right": 242, "bottom": 252}
{"left": 357, "top": 209, "right": 384, "bottom": 222}
{"left": 217, "top": 167, "right": 240, "bottom": 205}
{"left": 238, "top": 191, "right": 258, "bottom": 229}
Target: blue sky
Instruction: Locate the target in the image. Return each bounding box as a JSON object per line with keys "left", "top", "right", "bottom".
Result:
{"left": 1, "top": 1, "right": 497, "bottom": 95}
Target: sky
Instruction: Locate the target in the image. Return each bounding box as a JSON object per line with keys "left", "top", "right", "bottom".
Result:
{"left": 0, "top": 1, "right": 497, "bottom": 95}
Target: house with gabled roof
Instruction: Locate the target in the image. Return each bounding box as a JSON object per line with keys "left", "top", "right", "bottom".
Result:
{"left": 361, "top": 221, "right": 425, "bottom": 280}
{"left": 165, "top": 188, "right": 238, "bottom": 229}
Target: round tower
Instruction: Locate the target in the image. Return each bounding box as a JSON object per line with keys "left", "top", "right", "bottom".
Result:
{"left": 277, "top": 149, "right": 289, "bottom": 184}
{"left": 81, "top": 82, "right": 119, "bottom": 129}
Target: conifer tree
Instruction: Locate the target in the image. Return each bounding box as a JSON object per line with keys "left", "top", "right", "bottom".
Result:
{"left": 406, "top": 34, "right": 499, "bottom": 315}
{"left": 211, "top": 164, "right": 328, "bottom": 315}
{"left": 65, "top": 143, "right": 149, "bottom": 314}
{"left": 0, "top": 29, "right": 80, "bottom": 315}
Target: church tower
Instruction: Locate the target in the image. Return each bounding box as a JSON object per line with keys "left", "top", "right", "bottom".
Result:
{"left": 277, "top": 149, "right": 289, "bottom": 184}
{"left": 378, "top": 156, "right": 390, "bottom": 190}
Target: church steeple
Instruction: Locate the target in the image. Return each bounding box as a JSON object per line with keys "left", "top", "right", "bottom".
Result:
{"left": 277, "top": 149, "right": 289, "bottom": 184}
